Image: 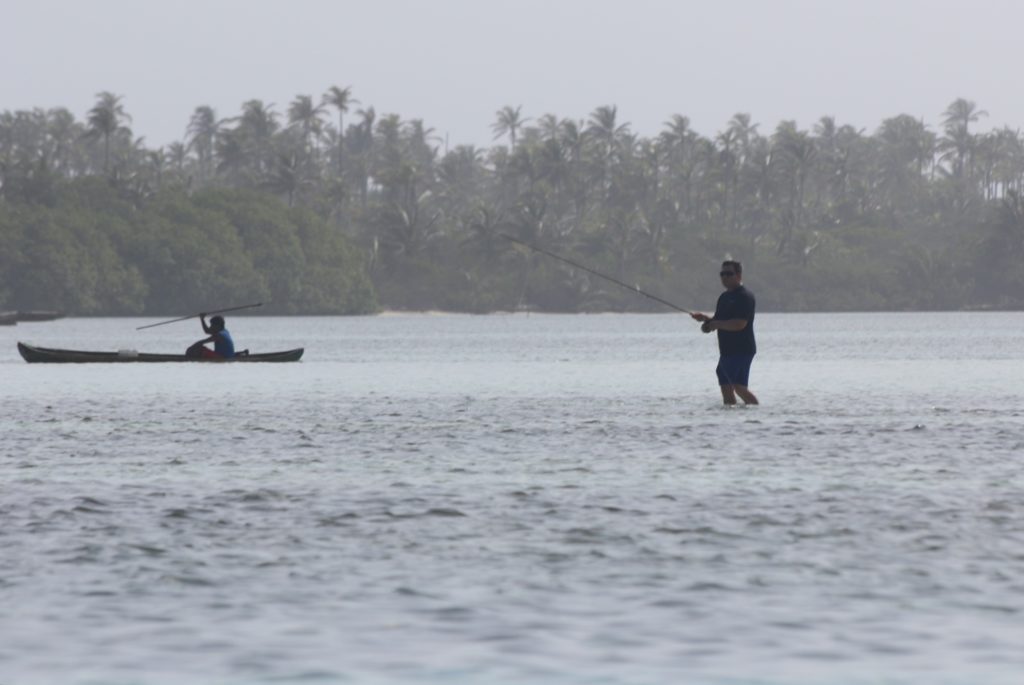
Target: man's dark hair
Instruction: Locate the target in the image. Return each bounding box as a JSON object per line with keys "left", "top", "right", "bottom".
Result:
{"left": 210, "top": 315, "right": 225, "bottom": 330}
{"left": 722, "top": 260, "right": 742, "bottom": 274}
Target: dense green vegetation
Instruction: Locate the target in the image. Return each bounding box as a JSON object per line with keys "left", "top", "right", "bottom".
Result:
{"left": 2, "top": 91, "right": 1024, "bottom": 313}
{"left": 0, "top": 181, "right": 375, "bottom": 314}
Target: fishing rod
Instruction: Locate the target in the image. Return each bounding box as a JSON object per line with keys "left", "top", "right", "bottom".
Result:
{"left": 500, "top": 235, "right": 695, "bottom": 315}
{"left": 136, "top": 303, "right": 263, "bottom": 330}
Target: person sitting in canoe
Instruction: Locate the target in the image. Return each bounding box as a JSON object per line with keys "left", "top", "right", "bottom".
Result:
{"left": 186, "top": 314, "right": 235, "bottom": 359}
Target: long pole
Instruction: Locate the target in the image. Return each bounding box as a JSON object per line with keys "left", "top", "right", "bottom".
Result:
{"left": 136, "top": 303, "right": 263, "bottom": 330}
{"left": 500, "top": 235, "right": 695, "bottom": 315}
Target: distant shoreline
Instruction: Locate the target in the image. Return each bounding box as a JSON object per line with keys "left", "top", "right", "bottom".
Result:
{"left": 22, "top": 307, "right": 1022, "bottom": 319}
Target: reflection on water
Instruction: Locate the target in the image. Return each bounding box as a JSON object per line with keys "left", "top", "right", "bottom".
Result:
{"left": 2, "top": 313, "right": 1023, "bottom": 684}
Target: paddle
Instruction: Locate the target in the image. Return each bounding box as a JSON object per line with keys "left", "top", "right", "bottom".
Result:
{"left": 135, "top": 303, "right": 263, "bottom": 330}
{"left": 500, "top": 235, "right": 696, "bottom": 315}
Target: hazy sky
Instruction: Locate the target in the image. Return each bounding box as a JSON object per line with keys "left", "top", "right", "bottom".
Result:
{"left": 4, "top": 0, "right": 1022, "bottom": 149}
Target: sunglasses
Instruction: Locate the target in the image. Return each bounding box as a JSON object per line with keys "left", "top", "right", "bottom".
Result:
{"left": 719, "top": 271, "right": 736, "bottom": 277}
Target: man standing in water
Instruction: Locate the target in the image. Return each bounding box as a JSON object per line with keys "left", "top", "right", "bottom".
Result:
{"left": 691, "top": 261, "right": 759, "bottom": 405}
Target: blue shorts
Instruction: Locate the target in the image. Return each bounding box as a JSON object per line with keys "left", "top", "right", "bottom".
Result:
{"left": 716, "top": 354, "right": 754, "bottom": 386}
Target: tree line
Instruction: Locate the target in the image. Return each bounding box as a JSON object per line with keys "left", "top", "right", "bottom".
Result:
{"left": 2, "top": 90, "right": 1024, "bottom": 313}
{"left": 0, "top": 179, "right": 375, "bottom": 315}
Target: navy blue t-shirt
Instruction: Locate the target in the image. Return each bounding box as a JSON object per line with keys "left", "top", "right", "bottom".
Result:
{"left": 713, "top": 286, "right": 756, "bottom": 356}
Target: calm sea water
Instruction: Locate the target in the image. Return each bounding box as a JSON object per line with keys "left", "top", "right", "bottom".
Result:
{"left": 2, "top": 313, "right": 1023, "bottom": 685}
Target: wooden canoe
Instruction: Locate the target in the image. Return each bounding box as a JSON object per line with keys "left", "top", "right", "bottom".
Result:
{"left": 17, "top": 342, "right": 303, "bottom": 363}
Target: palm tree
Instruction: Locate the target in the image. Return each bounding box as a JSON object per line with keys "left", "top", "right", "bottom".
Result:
{"left": 374, "top": 113, "right": 405, "bottom": 203}
{"left": 465, "top": 204, "right": 507, "bottom": 264}
{"left": 772, "top": 121, "right": 816, "bottom": 255}
{"left": 166, "top": 141, "right": 188, "bottom": 176}
{"left": 940, "top": 98, "right": 987, "bottom": 182}
{"left": 813, "top": 116, "right": 841, "bottom": 210}
{"left": 287, "top": 95, "right": 327, "bottom": 154}
{"left": 557, "top": 119, "right": 590, "bottom": 224}
{"left": 236, "top": 99, "right": 279, "bottom": 178}
{"left": 587, "top": 105, "right": 629, "bottom": 159}
{"left": 492, "top": 105, "right": 528, "bottom": 149}
{"left": 350, "top": 107, "right": 377, "bottom": 207}
{"left": 727, "top": 113, "right": 758, "bottom": 153}
{"left": 943, "top": 98, "right": 987, "bottom": 134}
{"left": 437, "top": 144, "right": 485, "bottom": 218}
{"left": 715, "top": 127, "right": 738, "bottom": 225}
{"left": 214, "top": 128, "right": 246, "bottom": 183}
{"left": 186, "top": 105, "right": 221, "bottom": 182}
{"left": 405, "top": 119, "right": 440, "bottom": 192}
{"left": 269, "top": 152, "right": 303, "bottom": 207}
{"left": 877, "top": 115, "right": 935, "bottom": 215}
{"left": 146, "top": 148, "right": 167, "bottom": 190}
{"left": 588, "top": 105, "right": 630, "bottom": 200}
{"left": 86, "top": 92, "right": 131, "bottom": 173}
{"left": 358, "top": 106, "right": 377, "bottom": 137}
{"left": 46, "top": 107, "right": 79, "bottom": 175}
{"left": 322, "top": 85, "right": 358, "bottom": 175}
{"left": 659, "top": 115, "right": 699, "bottom": 220}
{"left": 377, "top": 187, "right": 441, "bottom": 262}
{"left": 661, "top": 114, "right": 693, "bottom": 145}
{"left": 987, "top": 127, "right": 1024, "bottom": 197}
{"left": 537, "top": 113, "right": 560, "bottom": 142}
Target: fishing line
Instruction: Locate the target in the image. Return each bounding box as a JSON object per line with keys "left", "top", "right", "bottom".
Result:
{"left": 500, "top": 235, "right": 695, "bottom": 314}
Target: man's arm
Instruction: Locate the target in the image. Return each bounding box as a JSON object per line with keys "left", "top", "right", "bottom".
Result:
{"left": 704, "top": 294, "right": 753, "bottom": 332}
{"left": 703, "top": 318, "right": 748, "bottom": 333}
{"left": 200, "top": 314, "right": 212, "bottom": 334}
